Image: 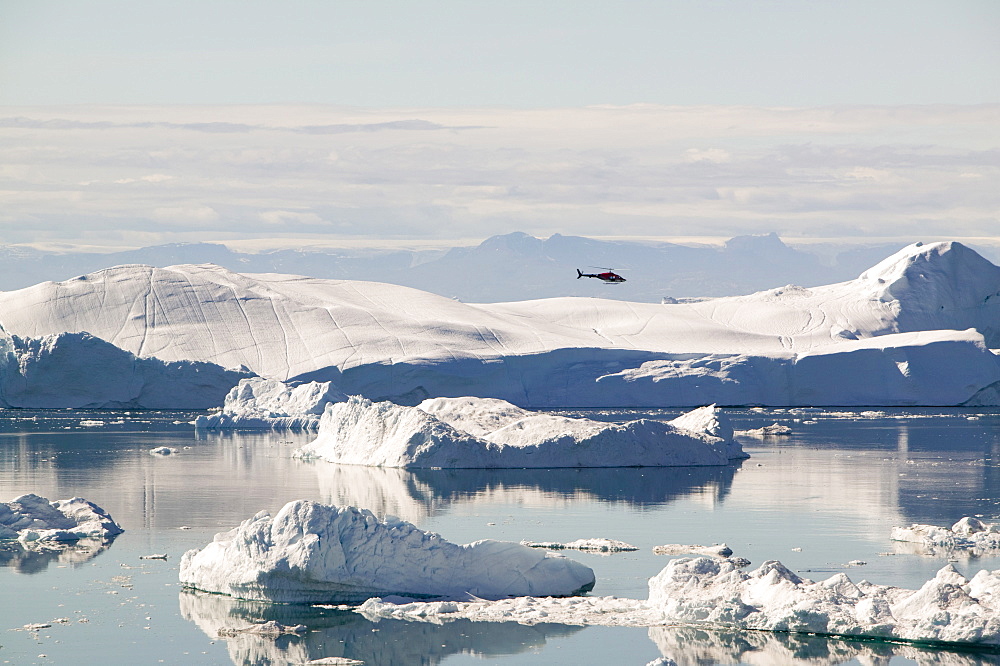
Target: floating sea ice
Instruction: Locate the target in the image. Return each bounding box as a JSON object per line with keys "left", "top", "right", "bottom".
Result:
{"left": 194, "top": 377, "right": 347, "bottom": 430}
{"left": 652, "top": 543, "right": 733, "bottom": 558}
{"left": 648, "top": 557, "right": 1000, "bottom": 645}
{"left": 0, "top": 494, "right": 124, "bottom": 545}
{"left": 361, "top": 555, "right": 1000, "bottom": 647}
{"left": 297, "top": 397, "right": 748, "bottom": 469}
{"left": 179, "top": 500, "right": 596, "bottom": 604}
{"left": 736, "top": 423, "right": 792, "bottom": 437}
{"left": 521, "top": 538, "right": 639, "bottom": 553}
{"left": 891, "top": 516, "right": 1000, "bottom": 556}
{"left": 216, "top": 620, "right": 307, "bottom": 638}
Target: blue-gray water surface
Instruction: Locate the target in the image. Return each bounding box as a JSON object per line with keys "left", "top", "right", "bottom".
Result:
{"left": 1, "top": 407, "right": 999, "bottom": 665}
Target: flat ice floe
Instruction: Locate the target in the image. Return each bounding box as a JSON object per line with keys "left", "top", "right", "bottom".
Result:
{"left": 296, "top": 397, "right": 747, "bottom": 468}
{"left": 362, "top": 555, "right": 1000, "bottom": 647}
{"left": 0, "top": 493, "right": 124, "bottom": 545}
{"left": 194, "top": 377, "right": 347, "bottom": 430}
{"left": 521, "top": 538, "right": 639, "bottom": 553}
{"left": 179, "top": 500, "right": 595, "bottom": 604}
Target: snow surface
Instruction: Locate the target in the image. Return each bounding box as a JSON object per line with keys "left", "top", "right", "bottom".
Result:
{"left": 0, "top": 241, "right": 996, "bottom": 406}
{"left": 361, "top": 555, "right": 1000, "bottom": 648}
{"left": 296, "top": 397, "right": 747, "bottom": 468}
{"left": 179, "top": 500, "right": 596, "bottom": 604}
{"left": 0, "top": 494, "right": 124, "bottom": 546}
{"left": 194, "top": 377, "right": 347, "bottom": 430}
{"left": 0, "top": 331, "right": 250, "bottom": 409}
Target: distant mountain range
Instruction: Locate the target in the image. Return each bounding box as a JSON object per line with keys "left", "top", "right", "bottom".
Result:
{"left": 6, "top": 232, "right": 992, "bottom": 303}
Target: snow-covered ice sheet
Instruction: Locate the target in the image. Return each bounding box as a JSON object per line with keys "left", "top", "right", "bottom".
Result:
{"left": 179, "top": 500, "right": 596, "bottom": 604}
{"left": 360, "top": 555, "right": 1000, "bottom": 648}
{"left": 0, "top": 493, "right": 124, "bottom": 546}
{"left": 296, "top": 397, "right": 747, "bottom": 468}
{"left": 0, "top": 241, "right": 996, "bottom": 407}
{"left": 194, "top": 377, "right": 347, "bottom": 430}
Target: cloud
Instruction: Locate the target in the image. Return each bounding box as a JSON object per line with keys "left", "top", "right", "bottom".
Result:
{"left": 684, "top": 148, "right": 731, "bottom": 163}
{"left": 113, "top": 174, "right": 174, "bottom": 184}
{"left": 258, "top": 210, "right": 326, "bottom": 226}
{"left": 0, "top": 115, "right": 483, "bottom": 135}
{"left": 151, "top": 206, "right": 219, "bottom": 224}
{"left": 0, "top": 104, "right": 997, "bottom": 246}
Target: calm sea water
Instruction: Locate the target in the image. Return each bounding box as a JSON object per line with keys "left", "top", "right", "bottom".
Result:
{"left": 1, "top": 407, "right": 999, "bottom": 665}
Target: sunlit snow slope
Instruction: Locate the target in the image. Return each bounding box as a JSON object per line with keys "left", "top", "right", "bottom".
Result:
{"left": 0, "top": 241, "right": 997, "bottom": 407}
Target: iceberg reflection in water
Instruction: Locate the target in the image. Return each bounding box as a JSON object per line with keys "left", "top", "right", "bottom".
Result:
{"left": 309, "top": 462, "right": 741, "bottom": 524}
{"left": 180, "top": 590, "right": 584, "bottom": 666}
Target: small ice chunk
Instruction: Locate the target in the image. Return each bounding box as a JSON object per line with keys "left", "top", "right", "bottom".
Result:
{"left": 737, "top": 423, "right": 792, "bottom": 437}
{"left": 652, "top": 543, "right": 733, "bottom": 558}
{"left": 216, "top": 620, "right": 307, "bottom": 638}
{"left": 521, "top": 538, "right": 638, "bottom": 553}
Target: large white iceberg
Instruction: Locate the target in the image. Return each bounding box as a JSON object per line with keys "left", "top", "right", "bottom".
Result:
{"left": 0, "top": 241, "right": 997, "bottom": 407}
{"left": 0, "top": 331, "right": 250, "bottom": 409}
{"left": 179, "top": 499, "right": 595, "bottom": 604}
{"left": 296, "top": 397, "right": 747, "bottom": 468}
{"left": 194, "top": 377, "right": 347, "bottom": 430}
{"left": 362, "top": 555, "right": 1000, "bottom": 647}
{"left": 0, "top": 493, "right": 124, "bottom": 545}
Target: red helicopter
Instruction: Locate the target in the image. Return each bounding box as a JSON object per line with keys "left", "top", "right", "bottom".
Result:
{"left": 576, "top": 267, "right": 626, "bottom": 283}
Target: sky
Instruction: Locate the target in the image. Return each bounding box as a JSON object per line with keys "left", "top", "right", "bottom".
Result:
{"left": 0, "top": 0, "right": 998, "bottom": 250}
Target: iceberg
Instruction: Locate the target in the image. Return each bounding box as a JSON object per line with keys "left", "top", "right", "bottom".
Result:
{"left": 362, "top": 555, "right": 1000, "bottom": 648}
{"left": 194, "top": 377, "right": 347, "bottom": 430}
{"left": 0, "top": 493, "right": 124, "bottom": 546}
{"left": 0, "top": 331, "right": 250, "bottom": 409}
{"left": 0, "top": 241, "right": 997, "bottom": 407}
{"left": 296, "top": 397, "right": 747, "bottom": 468}
{"left": 179, "top": 499, "right": 596, "bottom": 604}
{"left": 892, "top": 517, "right": 1000, "bottom": 557}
